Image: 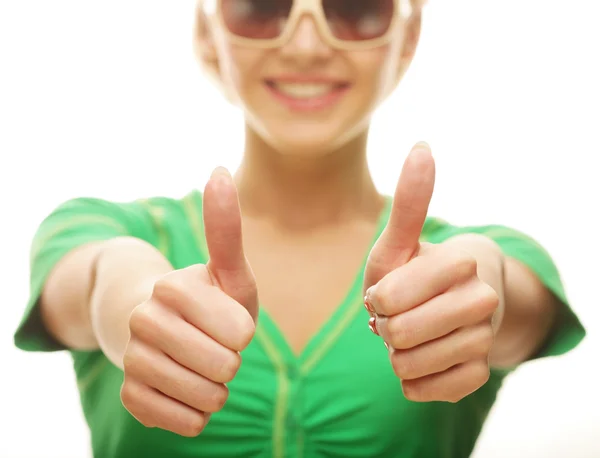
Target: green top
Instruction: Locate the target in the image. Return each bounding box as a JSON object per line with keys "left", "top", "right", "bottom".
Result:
{"left": 14, "top": 192, "right": 585, "bottom": 458}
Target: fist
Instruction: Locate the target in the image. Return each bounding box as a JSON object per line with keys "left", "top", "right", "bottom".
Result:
{"left": 121, "top": 167, "right": 258, "bottom": 437}
{"left": 364, "top": 143, "right": 501, "bottom": 404}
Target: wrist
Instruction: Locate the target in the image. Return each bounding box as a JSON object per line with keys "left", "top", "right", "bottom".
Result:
{"left": 89, "top": 237, "right": 172, "bottom": 367}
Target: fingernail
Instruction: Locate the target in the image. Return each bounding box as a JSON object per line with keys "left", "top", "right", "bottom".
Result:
{"left": 363, "top": 295, "right": 375, "bottom": 314}
{"left": 211, "top": 166, "right": 231, "bottom": 180}
{"left": 368, "top": 316, "right": 379, "bottom": 336}
{"left": 384, "top": 341, "right": 390, "bottom": 351}
{"left": 414, "top": 141, "right": 430, "bottom": 151}
{"left": 365, "top": 286, "right": 379, "bottom": 315}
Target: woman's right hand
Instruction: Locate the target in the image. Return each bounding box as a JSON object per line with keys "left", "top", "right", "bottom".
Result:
{"left": 121, "top": 167, "right": 259, "bottom": 437}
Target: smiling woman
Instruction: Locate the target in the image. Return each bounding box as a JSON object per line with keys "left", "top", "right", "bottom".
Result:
{"left": 7, "top": 0, "right": 591, "bottom": 457}
{"left": 194, "top": 0, "right": 420, "bottom": 155}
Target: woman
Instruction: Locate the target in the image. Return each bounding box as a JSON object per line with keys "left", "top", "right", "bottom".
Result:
{"left": 14, "top": 0, "right": 585, "bottom": 457}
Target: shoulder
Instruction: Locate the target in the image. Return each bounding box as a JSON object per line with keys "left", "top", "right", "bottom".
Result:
{"left": 32, "top": 191, "right": 204, "bottom": 258}
{"left": 132, "top": 190, "right": 205, "bottom": 238}
{"left": 44, "top": 190, "right": 203, "bottom": 225}
{"left": 421, "top": 216, "right": 543, "bottom": 250}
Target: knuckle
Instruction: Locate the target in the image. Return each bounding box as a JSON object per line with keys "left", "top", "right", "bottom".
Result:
{"left": 122, "top": 350, "right": 136, "bottom": 375}
{"left": 475, "top": 283, "right": 499, "bottom": 315}
{"left": 123, "top": 341, "right": 152, "bottom": 379}
{"left": 120, "top": 379, "right": 151, "bottom": 421}
{"left": 371, "top": 283, "right": 394, "bottom": 315}
{"left": 369, "top": 285, "right": 385, "bottom": 309}
{"left": 233, "top": 315, "right": 256, "bottom": 351}
{"left": 120, "top": 380, "right": 137, "bottom": 407}
{"left": 479, "top": 324, "right": 495, "bottom": 353}
{"left": 466, "top": 324, "right": 494, "bottom": 358}
{"left": 473, "top": 361, "right": 491, "bottom": 387}
{"left": 401, "top": 380, "right": 425, "bottom": 403}
{"left": 152, "top": 275, "right": 179, "bottom": 296}
{"left": 138, "top": 416, "right": 156, "bottom": 429}
{"left": 207, "top": 384, "right": 230, "bottom": 412}
{"left": 216, "top": 351, "right": 242, "bottom": 383}
{"left": 128, "top": 306, "right": 145, "bottom": 335}
{"left": 154, "top": 270, "right": 182, "bottom": 292}
{"left": 447, "top": 363, "right": 489, "bottom": 403}
{"left": 453, "top": 251, "right": 478, "bottom": 279}
{"left": 129, "top": 304, "right": 158, "bottom": 339}
{"left": 388, "top": 316, "right": 415, "bottom": 349}
{"left": 183, "top": 413, "right": 208, "bottom": 437}
{"left": 392, "top": 351, "right": 418, "bottom": 380}
{"left": 152, "top": 275, "right": 194, "bottom": 310}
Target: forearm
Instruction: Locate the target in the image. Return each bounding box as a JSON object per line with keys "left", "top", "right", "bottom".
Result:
{"left": 489, "top": 256, "right": 559, "bottom": 368}
{"left": 40, "top": 236, "right": 173, "bottom": 365}
{"left": 443, "top": 233, "right": 559, "bottom": 368}
{"left": 90, "top": 237, "right": 173, "bottom": 368}
{"left": 40, "top": 241, "right": 108, "bottom": 350}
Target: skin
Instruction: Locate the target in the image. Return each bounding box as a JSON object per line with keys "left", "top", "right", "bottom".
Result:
{"left": 39, "top": 1, "right": 561, "bottom": 437}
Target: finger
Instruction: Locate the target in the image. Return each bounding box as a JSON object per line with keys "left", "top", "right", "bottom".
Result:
{"left": 401, "top": 360, "right": 490, "bottom": 403}
{"left": 203, "top": 166, "right": 258, "bottom": 321}
{"left": 385, "top": 143, "right": 435, "bottom": 254}
{"left": 124, "top": 339, "right": 229, "bottom": 414}
{"left": 151, "top": 269, "right": 255, "bottom": 352}
{"left": 129, "top": 300, "right": 243, "bottom": 383}
{"left": 121, "top": 376, "right": 209, "bottom": 437}
{"left": 389, "top": 323, "right": 494, "bottom": 380}
{"left": 364, "top": 143, "right": 435, "bottom": 290}
{"left": 365, "top": 244, "right": 477, "bottom": 316}
{"left": 378, "top": 278, "right": 498, "bottom": 349}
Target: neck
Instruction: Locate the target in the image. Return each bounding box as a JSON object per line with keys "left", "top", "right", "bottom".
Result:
{"left": 234, "top": 124, "right": 384, "bottom": 230}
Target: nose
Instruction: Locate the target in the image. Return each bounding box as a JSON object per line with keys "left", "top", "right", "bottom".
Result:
{"left": 279, "top": 15, "right": 333, "bottom": 64}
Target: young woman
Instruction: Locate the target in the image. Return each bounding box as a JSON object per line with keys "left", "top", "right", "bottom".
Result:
{"left": 14, "top": 0, "right": 585, "bottom": 457}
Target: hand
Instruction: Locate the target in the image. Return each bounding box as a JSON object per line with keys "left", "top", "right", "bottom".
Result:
{"left": 363, "top": 143, "right": 501, "bottom": 403}
{"left": 120, "top": 167, "right": 258, "bottom": 436}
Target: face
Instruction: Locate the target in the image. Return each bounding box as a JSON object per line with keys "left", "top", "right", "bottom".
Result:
{"left": 197, "top": 0, "right": 422, "bottom": 157}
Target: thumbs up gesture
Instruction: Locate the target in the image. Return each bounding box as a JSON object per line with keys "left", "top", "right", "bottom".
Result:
{"left": 121, "top": 167, "right": 258, "bottom": 437}
{"left": 363, "top": 143, "right": 501, "bottom": 403}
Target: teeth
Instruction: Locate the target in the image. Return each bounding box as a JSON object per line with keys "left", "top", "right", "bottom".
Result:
{"left": 273, "top": 83, "right": 336, "bottom": 99}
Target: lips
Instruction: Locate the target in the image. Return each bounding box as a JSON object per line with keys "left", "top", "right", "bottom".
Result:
{"left": 264, "top": 79, "right": 351, "bottom": 111}
{"left": 266, "top": 81, "right": 349, "bottom": 100}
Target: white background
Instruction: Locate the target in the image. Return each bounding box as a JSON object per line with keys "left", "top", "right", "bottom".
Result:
{"left": 1, "top": 0, "right": 599, "bottom": 457}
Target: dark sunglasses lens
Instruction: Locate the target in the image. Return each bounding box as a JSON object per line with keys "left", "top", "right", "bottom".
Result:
{"left": 221, "top": 0, "right": 293, "bottom": 39}
{"left": 322, "top": 0, "right": 395, "bottom": 41}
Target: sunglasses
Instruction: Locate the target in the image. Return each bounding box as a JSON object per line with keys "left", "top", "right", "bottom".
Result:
{"left": 201, "top": 0, "right": 416, "bottom": 50}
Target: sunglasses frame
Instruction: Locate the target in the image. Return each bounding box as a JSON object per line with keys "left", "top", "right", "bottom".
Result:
{"left": 201, "top": 0, "right": 415, "bottom": 50}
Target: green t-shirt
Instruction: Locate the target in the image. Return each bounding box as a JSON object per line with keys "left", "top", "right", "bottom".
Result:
{"left": 14, "top": 191, "right": 585, "bottom": 458}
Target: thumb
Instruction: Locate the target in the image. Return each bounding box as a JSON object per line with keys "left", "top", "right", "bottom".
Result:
{"left": 203, "top": 166, "right": 259, "bottom": 321}
{"left": 364, "top": 142, "right": 435, "bottom": 291}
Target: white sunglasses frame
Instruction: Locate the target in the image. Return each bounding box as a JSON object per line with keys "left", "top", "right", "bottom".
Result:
{"left": 200, "top": 0, "right": 419, "bottom": 50}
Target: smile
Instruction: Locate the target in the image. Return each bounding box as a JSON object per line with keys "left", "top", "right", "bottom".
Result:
{"left": 265, "top": 80, "right": 351, "bottom": 112}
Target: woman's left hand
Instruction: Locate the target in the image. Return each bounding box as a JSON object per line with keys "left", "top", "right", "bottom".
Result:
{"left": 364, "top": 143, "right": 502, "bottom": 403}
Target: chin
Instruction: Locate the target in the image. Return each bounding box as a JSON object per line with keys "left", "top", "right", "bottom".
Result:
{"left": 265, "top": 125, "right": 356, "bottom": 158}
{"left": 269, "top": 137, "right": 339, "bottom": 158}
{"left": 252, "top": 114, "right": 371, "bottom": 159}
